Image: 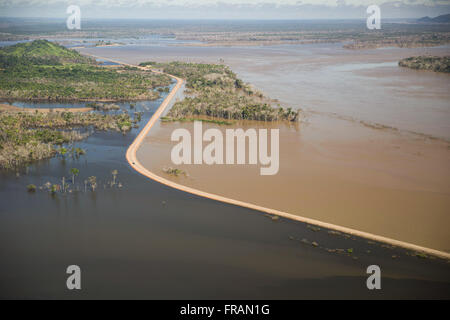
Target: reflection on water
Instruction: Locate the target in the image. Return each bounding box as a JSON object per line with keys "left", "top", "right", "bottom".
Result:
{"left": 326, "top": 61, "right": 398, "bottom": 72}
{"left": 0, "top": 101, "right": 89, "bottom": 109}
{"left": 95, "top": 58, "right": 121, "bottom": 66}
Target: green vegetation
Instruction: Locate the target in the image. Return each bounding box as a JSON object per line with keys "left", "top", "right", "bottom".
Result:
{"left": 0, "top": 110, "right": 140, "bottom": 169}
{"left": 70, "top": 168, "right": 79, "bottom": 184}
{"left": 111, "top": 169, "right": 118, "bottom": 185}
{"left": 26, "top": 184, "right": 36, "bottom": 192}
{"left": 0, "top": 40, "right": 172, "bottom": 101}
{"left": 163, "top": 167, "right": 186, "bottom": 177}
{"left": 87, "top": 176, "right": 97, "bottom": 191}
{"left": 0, "top": 40, "right": 177, "bottom": 170}
{"left": 139, "top": 61, "right": 299, "bottom": 122}
{"left": 0, "top": 39, "right": 93, "bottom": 64}
{"left": 94, "top": 40, "right": 123, "bottom": 47}
{"left": 399, "top": 56, "right": 450, "bottom": 73}
{"left": 160, "top": 116, "right": 233, "bottom": 125}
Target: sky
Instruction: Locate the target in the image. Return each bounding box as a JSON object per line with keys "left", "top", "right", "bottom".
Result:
{"left": 0, "top": 0, "right": 449, "bottom": 19}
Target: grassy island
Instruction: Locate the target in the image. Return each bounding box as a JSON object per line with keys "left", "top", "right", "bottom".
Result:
{"left": 0, "top": 40, "right": 172, "bottom": 101}
{"left": 398, "top": 56, "right": 450, "bottom": 73}
{"left": 139, "top": 61, "right": 299, "bottom": 122}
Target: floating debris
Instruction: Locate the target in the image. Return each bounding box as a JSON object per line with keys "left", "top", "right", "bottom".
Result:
{"left": 413, "top": 252, "right": 428, "bottom": 259}
{"left": 300, "top": 238, "right": 309, "bottom": 245}
{"left": 328, "top": 230, "right": 341, "bottom": 236}
{"left": 307, "top": 225, "right": 321, "bottom": 232}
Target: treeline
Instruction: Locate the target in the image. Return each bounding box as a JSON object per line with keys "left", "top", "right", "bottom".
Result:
{"left": 0, "top": 110, "right": 140, "bottom": 169}
{"left": 399, "top": 56, "right": 450, "bottom": 73}
{"left": 0, "top": 40, "right": 172, "bottom": 101}
{"left": 139, "top": 61, "right": 299, "bottom": 122}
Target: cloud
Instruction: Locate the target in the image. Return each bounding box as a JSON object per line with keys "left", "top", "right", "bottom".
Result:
{"left": 0, "top": 0, "right": 449, "bottom": 18}
{"left": 1, "top": 0, "right": 450, "bottom": 7}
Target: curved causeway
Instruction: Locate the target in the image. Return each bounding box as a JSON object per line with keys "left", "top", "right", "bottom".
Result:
{"left": 120, "top": 61, "right": 450, "bottom": 261}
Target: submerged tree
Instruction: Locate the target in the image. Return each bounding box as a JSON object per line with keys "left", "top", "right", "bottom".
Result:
{"left": 87, "top": 176, "right": 97, "bottom": 192}
{"left": 111, "top": 169, "right": 118, "bottom": 186}
{"left": 50, "top": 184, "right": 58, "bottom": 196}
{"left": 70, "top": 168, "right": 80, "bottom": 184}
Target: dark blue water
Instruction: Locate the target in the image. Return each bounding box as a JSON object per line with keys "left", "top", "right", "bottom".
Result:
{"left": 96, "top": 58, "right": 121, "bottom": 66}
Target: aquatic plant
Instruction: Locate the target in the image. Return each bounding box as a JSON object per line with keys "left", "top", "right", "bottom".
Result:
{"left": 71, "top": 147, "right": 86, "bottom": 158}
{"left": 163, "top": 167, "right": 186, "bottom": 177}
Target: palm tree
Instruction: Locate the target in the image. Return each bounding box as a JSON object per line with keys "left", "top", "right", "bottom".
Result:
{"left": 70, "top": 168, "right": 79, "bottom": 184}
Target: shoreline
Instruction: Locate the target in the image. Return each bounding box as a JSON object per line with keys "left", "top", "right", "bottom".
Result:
{"left": 109, "top": 55, "right": 450, "bottom": 260}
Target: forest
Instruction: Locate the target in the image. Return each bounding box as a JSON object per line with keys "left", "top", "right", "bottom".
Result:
{"left": 139, "top": 61, "right": 299, "bottom": 122}
{"left": 0, "top": 110, "right": 139, "bottom": 169}
{"left": 0, "top": 40, "right": 172, "bottom": 101}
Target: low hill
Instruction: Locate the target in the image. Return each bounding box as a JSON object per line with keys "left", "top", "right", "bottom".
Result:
{"left": 417, "top": 13, "right": 450, "bottom": 24}
{"left": 0, "top": 39, "right": 93, "bottom": 64}
{"left": 0, "top": 40, "right": 172, "bottom": 101}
